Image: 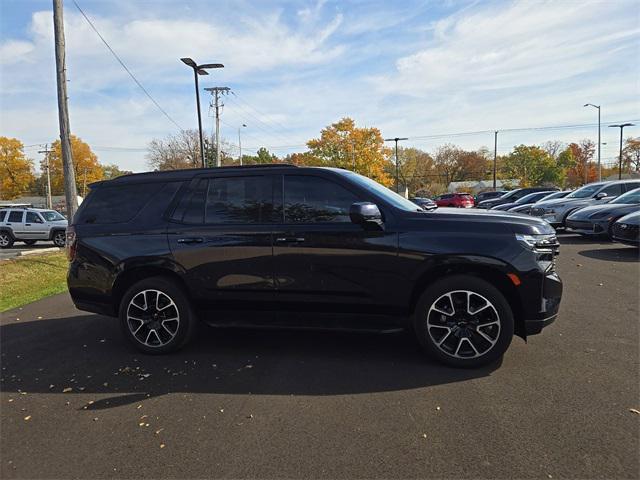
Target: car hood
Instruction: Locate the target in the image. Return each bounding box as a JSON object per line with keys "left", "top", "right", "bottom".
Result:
{"left": 569, "top": 203, "right": 640, "bottom": 220}
{"left": 410, "top": 207, "right": 554, "bottom": 235}
{"left": 535, "top": 196, "right": 613, "bottom": 209}
{"left": 616, "top": 210, "right": 640, "bottom": 225}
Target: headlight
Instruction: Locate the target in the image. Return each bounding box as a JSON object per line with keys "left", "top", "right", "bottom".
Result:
{"left": 516, "top": 233, "right": 558, "bottom": 250}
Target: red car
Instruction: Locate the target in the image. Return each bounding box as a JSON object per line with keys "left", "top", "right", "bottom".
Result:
{"left": 434, "top": 192, "right": 475, "bottom": 208}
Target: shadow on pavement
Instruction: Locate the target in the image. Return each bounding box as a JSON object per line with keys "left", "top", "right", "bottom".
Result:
{"left": 578, "top": 246, "right": 639, "bottom": 263}
{"left": 0, "top": 314, "right": 497, "bottom": 409}
{"left": 557, "top": 233, "right": 611, "bottom": 245}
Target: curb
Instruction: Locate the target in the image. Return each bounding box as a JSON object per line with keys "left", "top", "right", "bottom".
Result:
{"left": 18, "top": 247, "right": 62, "bottom": 257}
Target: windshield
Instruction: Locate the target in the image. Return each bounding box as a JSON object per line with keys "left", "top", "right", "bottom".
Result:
{"left": 515, "top": 191, "right": 547, "bottom": 204}
{"left": 498, "top": 190, "right": 519, "bottom": 200}
{"left": 542, "top": 191, "right": 568, "bottom": 201}
{"left": 40, "top": 210, "right": 66, "bottom": 221}
{"left": 342, "top": 171, "right": 421, "bottom": 212}
{"left": 566, "top": 183, "right": 604, "bottom": 199}
{"left": 611, "top": 188, "right": 640, "bottom": 204}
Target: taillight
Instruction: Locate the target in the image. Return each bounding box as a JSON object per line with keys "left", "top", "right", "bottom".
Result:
{"left": 66, "top": 226, "right": 76, "bottom": 261}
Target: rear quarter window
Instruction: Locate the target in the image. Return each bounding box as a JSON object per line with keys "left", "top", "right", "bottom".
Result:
{"left": 79, "top": 182, "right": 167, "bottom": 224}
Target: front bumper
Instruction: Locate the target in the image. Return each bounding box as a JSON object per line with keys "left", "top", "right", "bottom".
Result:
{"left": 565, "top": 218, "right": 607, "bottom": 236}
{"left": 520, "top": 270, "right": 562, "bottom": 337}
{"left": 524, "top": 313, "right": 557, "bottom": 335}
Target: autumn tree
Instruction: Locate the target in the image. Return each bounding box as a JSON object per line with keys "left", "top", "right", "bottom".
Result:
{"left": 147, "top": 130, "right": 201, "bottom": 170}
{"left": 0, "top": 137, "right": 36, "bottom": 199}
{"left": 306, "top": 117, "right": 393, "bottom": 186}
{"left": 501, "top": 145, "right": 563, "bottom": 187}
{"left": 623, "top": 137, "right": 640, "bottom": 172}
{"left": 47, "top": 135, "right": 103, "bottom": 196}
{"left": 564, "top": 140, "right": 596, "bottom": 187}
{"left": 433, "top": 144, "right": 489, "bottom": 184}
{"left": 394, "top": 147, "right": 435, "bottom": 194}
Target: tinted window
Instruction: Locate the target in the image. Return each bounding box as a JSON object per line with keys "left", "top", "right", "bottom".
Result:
{"left": 0, "top": 211, "right": 6, "bottom": 222}
{"left": 624, "top": 182, "right": 640, "bottom": 192}
{"left": 206, "top": 176, "right": 273, "bottom": 224}
{"left": 82, "top": 183, "right": 165, "bottom": 224}
{"left": 8, "top": 211, "right": 23, "bottom": 223}
{"left": 173, "top": 179, "right": 207, "bottom": 224}
{"left": 284, "top": 175, "right": 359, "bottom": 223}
{"left": 441, "top": 194, "right": 454, "bottom": 199}
{"left": 26, "top": 212, "right": 42, "bottom": 223}
{"left": 567, "top": 183, "right": 604, "bottom": 198}
{"left": 600, "top": 183, "right": 623, "bottom": 197}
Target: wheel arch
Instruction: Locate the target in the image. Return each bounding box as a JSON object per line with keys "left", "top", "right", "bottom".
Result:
{"left": 48, "top": 227, "right": 66, "bottom": 240}
{"left": 409, "top": 261, "right": 526, "bottom": 339}
{"left": 111, "top": 264, "right": 190, "bottom": 314}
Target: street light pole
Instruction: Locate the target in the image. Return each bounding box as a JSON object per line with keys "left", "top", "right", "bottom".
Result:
{"left": 493, "top": 130, "right": 498, "bottom": 190}
{"left": 609, "top": 123, "right": 635, "bottom": 180}
{"left": 584, "top": 104, "right": 601, "bottom": 181}
{"left": 238, "top": 124, "right": 246, "bottom": 166}
{"left": 180, "top": 58, "right": 224, "bottom": 168}
{"left": 384, "top": 137, "right": 408, "bottom": 193}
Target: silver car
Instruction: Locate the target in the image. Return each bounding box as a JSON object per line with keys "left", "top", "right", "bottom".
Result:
{"left": 0, "top": 207, "right": 68, "bottom": 248}
{"left": 530, "top": 180, "right": 640, "bottom": 228}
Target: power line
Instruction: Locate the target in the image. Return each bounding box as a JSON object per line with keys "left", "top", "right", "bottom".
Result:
{"left": 230, "top": 91, "right": 296, "bottom": 138}
{"left": 72, "top": 0, "right": 184, "bottom": 131}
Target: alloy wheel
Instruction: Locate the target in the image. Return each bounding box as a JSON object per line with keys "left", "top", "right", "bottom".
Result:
{"left": 53, "top": 232, "right": 66, "bottom": 247}
{"left": 126, "top": 289, "right": 180, "bottom": 347}
{"left": 0, "top": 234, "right": 9, "bottom": 247}
{"left": 426, "top": 290, "right": 501, "bottom": 359}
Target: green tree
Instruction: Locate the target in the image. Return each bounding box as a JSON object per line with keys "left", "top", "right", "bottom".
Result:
{"left": 0, "top": 137, "right": 35, "bottom": 199}
{"left": 102, "top": 164, "right": 133, "bottom": 179}
{"left": 501, "top": 145, "right": 563, "bottom": 187}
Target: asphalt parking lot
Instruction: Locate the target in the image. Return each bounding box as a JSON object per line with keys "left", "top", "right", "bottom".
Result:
{"left": 1, "top": 234, "right": 638, "bottom": 479}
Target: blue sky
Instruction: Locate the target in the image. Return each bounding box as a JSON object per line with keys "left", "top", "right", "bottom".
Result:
{"left": 1, "top": 0, "right": 638, "bottom": 172}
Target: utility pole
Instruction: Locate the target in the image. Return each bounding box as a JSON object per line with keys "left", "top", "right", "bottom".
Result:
{"left": 38, "top": 144, "right": 53, "bottom": 209}
{"left": 493, "top": 131, "right": 498, "bottom": 190}
{"left": 205, "top": 87, "right": 230, "bottom": 167}
{"left": 238, "top": 123, "right": 246, "bottom": 166}
{"left": 53, "top": 0, "right": 78, "bottom": 220}
{"left": 384, "top": 137, "right": 408, "bottom": 193}
{"left": 584, "top": 104, "right": 601, "bottom": 181}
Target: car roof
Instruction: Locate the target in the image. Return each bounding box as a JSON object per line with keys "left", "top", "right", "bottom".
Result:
{"left": 92, "top": 164, "right": 300, "bottom": 187}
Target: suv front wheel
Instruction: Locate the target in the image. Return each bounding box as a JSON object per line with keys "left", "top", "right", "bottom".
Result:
{"left": 119, "top": 276, "right": 196, "bottom": 354}
{"left": 52, "top": 231, "right": 66, "bottom": 247}
{"left": 0, "top": 231, "right": 14, "bottom": 249}
{"left": 414, "top": 275, "right": 514, "bottom": 368}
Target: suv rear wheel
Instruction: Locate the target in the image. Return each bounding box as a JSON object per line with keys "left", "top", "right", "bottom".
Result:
{"left": 414, "top": 275, "right": 514, "bottom": 368}
{"left": 119, "top": 276, "right": 196, "bottom": 354}
{"left": 0, "top": 231, "right": 14, "bottom": 249}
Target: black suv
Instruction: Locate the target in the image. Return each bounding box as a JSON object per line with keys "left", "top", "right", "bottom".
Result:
{"left": 67, "top": 165, "right": 562, "bottom": 368}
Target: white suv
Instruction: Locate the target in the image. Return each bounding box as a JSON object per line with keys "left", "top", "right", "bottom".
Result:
{"left": 0, "top": 207, "right": 68, "bottom": 249}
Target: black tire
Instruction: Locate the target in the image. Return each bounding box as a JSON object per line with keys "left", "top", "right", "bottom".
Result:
{"left": 52, "top": 230, "right": 66, "bottom": 248}
{"left": 118, "top": 276, "right": 197, "bottom": 354}
{"left": 23, "top": 240, "right": 37, "bottom": 246}
{"left": 413, "top": 275, "right": 514, "bottom": 368}
{"left": 0, "top": 231, "right": 14, "bottom": 249}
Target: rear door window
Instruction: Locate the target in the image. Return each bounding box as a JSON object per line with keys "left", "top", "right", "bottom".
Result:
{"left": 26, "top": 212, "right": 43, "bottom": 223}
{"left": 283, "top": 175, "right": 359, "bottom": 223}
{"left": 600, "top": 183, "right": 623, "bottom": 197}
{"left": 624, "top": 182, "right": 640, "bottom": 192}
{"left": 8, "top": 211, "right": 23, "bottom": 223}
{"left": 0, "top": 211, "right": 6, "bottom": 222}
{"left": 205, "top": 176, "right": 273, "bottom": 224}
{"left": 172, "top": 179, "right": 207, "bottom": 224}
{"left": 80, "top": 182, "right": 165, "bottom": 224}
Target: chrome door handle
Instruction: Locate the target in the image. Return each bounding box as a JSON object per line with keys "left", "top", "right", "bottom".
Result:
{"left": 275, "top": 237, "right": 305, "bottom": 243}
{"left": 177, "top": 237, "right": 204, "bottom": 244}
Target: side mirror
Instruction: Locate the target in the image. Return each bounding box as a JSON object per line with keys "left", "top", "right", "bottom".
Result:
{"left": 595, "top": 192, "right": 608, "bottom": 200}
{"left": 350, "top": 202, "right": 383, "bottom": 227}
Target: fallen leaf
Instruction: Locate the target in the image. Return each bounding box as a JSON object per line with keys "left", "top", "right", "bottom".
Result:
{"left": 160, "top": 443, "right": 166, "bottom": 449}
{"left": 597, "top": 283, "right": 604, "bottom": 286}
{"left": 422, "top": 433, "right": 427, "bottom": 438}
{"left": 436, "top": 406, "right": 441, "bottom": 411}
{"left": 62, "top": 387, "right": 72, "bottom": 393}
{"left": 155, "top": 428, "right": 164, "bottom": 435}
{"left": 629, "top": 408, "right": 640, "bottom": 415}
{"left": 24, "top": 415, "right": 31, "bottom": 421}
{"left": 93, "top": 417, "right": 99, "bottom": 422}
{"left": 136, "top": 404, "right": 143, "bottom": 409}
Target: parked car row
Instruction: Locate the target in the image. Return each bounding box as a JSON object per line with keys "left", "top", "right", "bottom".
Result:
{"left": 471, "top": 179, "right": 640, "bottom": 246}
